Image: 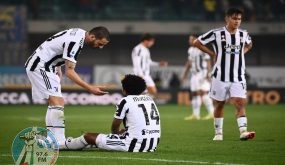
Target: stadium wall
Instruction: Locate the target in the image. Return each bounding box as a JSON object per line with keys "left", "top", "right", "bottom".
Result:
{"left": 0, "top": 66, "right": 284, "bottom": 105}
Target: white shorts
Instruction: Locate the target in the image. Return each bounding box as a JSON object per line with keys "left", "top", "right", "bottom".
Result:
{"left": 143, "top": 75, "right": 155, "bottom": 87}
{"left": 96, "top": 134, "right": 158, "bottom": 152}
{"left": 190, "top": 72, "right": 210, "bottom": 92}
{"left": 26, "top": 69, "right": 62, "bottom": 100}
{"left": 209, "top": 78, "right": 247, "bottom": 101}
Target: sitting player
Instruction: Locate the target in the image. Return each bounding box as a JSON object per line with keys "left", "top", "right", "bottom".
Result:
{"left": 65, "top": 74, "right": 161, "bottom": 152}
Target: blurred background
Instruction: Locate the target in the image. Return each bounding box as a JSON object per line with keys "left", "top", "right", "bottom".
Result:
{"left": 0, "top": 0, "right": 284, "bottom": 105}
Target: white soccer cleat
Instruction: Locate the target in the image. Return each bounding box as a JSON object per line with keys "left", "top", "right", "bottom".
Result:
{"left": 202, "top": 114, "right": 214, "bottom": 120}
{"left": 184, "top": 115, "right": 200, "bottom": 121}
{"left": 240, "top": 131, "right": 255, "bottom": 141}
{"left": 213, "top": 134, "right": 223, "bottom": 141}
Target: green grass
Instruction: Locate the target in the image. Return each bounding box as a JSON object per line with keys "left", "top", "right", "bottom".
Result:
{"left": 1, "top": 104, "right": 285, "bottom": 165}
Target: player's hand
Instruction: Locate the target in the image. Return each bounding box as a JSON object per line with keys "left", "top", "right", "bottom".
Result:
{"left": 159, "top": 61, "right": 168, "bottom": 67}
{"left": 180, "top": 76, "right": 186, "bottom": 84}
{"left": 89, "top": 86, "right": 108, "bottom": 95}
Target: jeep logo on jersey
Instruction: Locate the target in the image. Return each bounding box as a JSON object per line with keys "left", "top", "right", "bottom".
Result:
{"left": 224, "top": 44, "right": 241, "bottom": 50}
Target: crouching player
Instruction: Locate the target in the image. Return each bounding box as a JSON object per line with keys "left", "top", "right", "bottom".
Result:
{"left": 65, "top": 74, "right": 161, "bottom": 152}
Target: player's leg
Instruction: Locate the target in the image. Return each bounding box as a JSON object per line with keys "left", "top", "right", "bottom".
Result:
{"left": 144, "top": 75, "right": 157, "bottom": 96}
{"left": 65, "top": 133, "right": 128, "bottom": 152}
{"left": 230, "top": 82, "right": 255, "bottom": 140}
{"left": 48, "top": 96, "right": 66, "bottom": 146}
{"left": 201, "top": 80, "right": 214, "bottom": 120}
{"left": 201, "top": 91, "right": 214, "bottom": 120}
{"left": 185, "top": 75, "right": 201, "bottom": 120}
{"left": 147, "top": 86, "right": 157, "bottom": 96}
{"left": 26, "top": 69, "right": 65, "bottom": 144}
{"left": 209, "top": 78, "right": 229, "bottom": 140}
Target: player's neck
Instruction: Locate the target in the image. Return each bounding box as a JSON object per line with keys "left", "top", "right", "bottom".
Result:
{"left": 225, "top": 25, "right": 237, "bottom": 34}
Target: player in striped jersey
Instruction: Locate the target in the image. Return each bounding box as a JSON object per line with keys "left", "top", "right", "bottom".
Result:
{"left": 132, "top": 33, "right": 168, "bottom": 96}
{"left": 181, "top": 35, "right": 214, "bottom": 120}
{"left": 193, "top": 8, "right": 255, "bottom": 141}
{"left": 65, "top": 75, "right": 161, "bottom": 152}
{"left": 25, "top": 27, "right": 110, "bottom": 149}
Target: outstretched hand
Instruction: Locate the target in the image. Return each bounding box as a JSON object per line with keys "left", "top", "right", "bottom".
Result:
{"left": 89, "top": 86, "right": 109, "bottom": 95}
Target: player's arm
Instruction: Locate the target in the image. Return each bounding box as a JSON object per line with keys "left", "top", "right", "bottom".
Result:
{"left": 150, "top": 58, "right": 168, "bottom": 67}
{"left": 206, "top": 59, "right": 212, "bottom": 80}
{"left": 57, "top": 66, "right": 62, "bottom": 80}
{"left": 111, "top": 118, "right": 124, "bottom": 134}
{"left": 65, "top": 60, "right": 108, "bottom": 95}
{"left": 244, "top": 33, "right": 253, "bottom": 54}
{"left": 193, "top": 39, "right": 216, "bottom": 58}
{"left": 181, "top": 60, "right": 191, "bottom": 83}
{"left": 244, "top": 42, "right": 252, "bottom": 54}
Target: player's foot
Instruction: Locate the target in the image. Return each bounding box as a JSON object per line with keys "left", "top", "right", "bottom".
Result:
{"left": 202, "top": 114, "right": 214, "bottom": 120}
{"left": 184, "top": 115, "right": 200, "bottom": 120}
{"left": 213, "top": 134, "right": 223, "bottom": 141}
{"left": 240, "top": 131, "right": 255, "bottom": 141}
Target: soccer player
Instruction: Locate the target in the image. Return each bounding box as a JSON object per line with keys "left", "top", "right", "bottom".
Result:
{"left": 181, "top": 35, "right": 214, "bottom": 120}
{"left": 25, "top": 27, "right": 110, "bottom": 148}
{"left": 65, "top": 74, "right": 161, "bottom": 152}
{"left": 132, "top": 33, "right": 168, "bottom": 96}
{"left": 193, "top": 8, "right": 255, "bottom": 140}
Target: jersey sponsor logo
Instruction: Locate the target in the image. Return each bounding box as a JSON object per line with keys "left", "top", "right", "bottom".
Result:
{"left": 141, "top": 129, "right": 160, "bottom": 135}
{"left": 224, "top": 44, "right": 241, "bottom": 50}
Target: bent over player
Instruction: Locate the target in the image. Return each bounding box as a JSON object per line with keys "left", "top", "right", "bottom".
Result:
{"left": 181, "top": 35, "right": 214, "bottom": 120}
{"left": 25, "top": 27, "right": 110, "bottom": 148}
{"left": 193, "top": 8, "right": 255, "bottom": 140}
{"left": 65, "top": 74, "right": 161, "bottom": 152}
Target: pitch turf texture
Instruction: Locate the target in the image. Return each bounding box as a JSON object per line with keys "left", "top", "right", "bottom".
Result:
{"left": 0, "top": 104, "right": 285, "bottom": 165}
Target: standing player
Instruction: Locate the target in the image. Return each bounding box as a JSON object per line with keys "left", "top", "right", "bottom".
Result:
{"left": 193, "top": 8, "right": 255, "bottom": 140}
{"left": 25, "top": 27, "right": 110, "bottom": 148}
{"left": 132, "top": 33, "right": 168, "bottom": 96}
{"left": 65, "top": 75, "right": 161, "bottom": 152}
{"left": 181, "top": 35, "right": 214, "bottom": 120}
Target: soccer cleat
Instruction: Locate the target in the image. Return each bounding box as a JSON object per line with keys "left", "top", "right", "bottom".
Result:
{"left": 202, "top": 114, "right": 214, "bottom": 120}
{"left": 184, "top": 115, "right": 200, "bottom": 120}
{"left": 240, "top": 131, "right": 256, "bottom": 141}
{"left": 213, "top": 134, "right": 223, "bottom": 141}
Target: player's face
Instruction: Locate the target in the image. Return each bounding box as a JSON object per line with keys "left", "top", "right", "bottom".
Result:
{"left": 146, "top": 39, "right": 155, "bottom": 48}
{"left": 92, "top": 38, "right": 109, "bottom": 49}
{"left": 227, "top": 14, "right": 242, "bottom": 29}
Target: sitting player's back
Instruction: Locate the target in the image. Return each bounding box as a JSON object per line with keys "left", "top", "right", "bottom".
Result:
{"left": 65, "top": 74, "right": 161, "bottom": 152}
{"left": 115, "top": 94, "right": 160, "bottom": 152}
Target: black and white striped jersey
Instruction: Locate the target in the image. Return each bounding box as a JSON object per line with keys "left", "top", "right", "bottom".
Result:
{"left": 25, "top": 28, "right": 85, "bottom": 73}
{"left": 132, "top": 43, "right": 159, "bottom": 77}
{"left": 188, "top": 46, "right": 210, "bottom": 75}
{"left": 114, "top": 95, "right": 161, "bottom": 152}
{"left": 198, "top": 27, "right": 252, "bottom": 82}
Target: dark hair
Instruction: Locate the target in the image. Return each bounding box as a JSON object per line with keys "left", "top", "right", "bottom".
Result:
{"left": 89, "top": 26, "right": 110, "bottom": 41}
{"left": 121, "top": 74, "right": 146, "bottom": 95}
{"left": 226, "top": 8, "right": 243, "bottom": 17}
{"left": 141, "top": 33, "right": 155, "bottom": 42}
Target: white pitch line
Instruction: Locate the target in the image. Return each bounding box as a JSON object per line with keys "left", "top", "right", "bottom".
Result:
{"left": 1, "top": 154, "right": 245, "bottom": 165}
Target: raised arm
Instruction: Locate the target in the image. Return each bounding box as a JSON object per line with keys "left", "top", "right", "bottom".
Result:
{"left": 65, "top": 60, "right": 108, "bottom": 95}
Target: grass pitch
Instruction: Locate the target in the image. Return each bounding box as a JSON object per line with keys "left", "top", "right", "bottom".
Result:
{"left": 0, "top": 104, "right": 285, "bottom": 165}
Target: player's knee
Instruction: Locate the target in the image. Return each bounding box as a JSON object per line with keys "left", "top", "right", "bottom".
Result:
{"left": 83, "top": 133, "right": 97, "bottom": 145}
{"left": 48, "top": 96, "right": 64, "bottom": 106}
{"left": 231, "top": 98, "right": 247, "bottom": 110}
{"left": 148, "top": 87, "right": 157, "bottom": 95}
{"left": 213, "top": 100, "right": 225, "bottom": 110}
